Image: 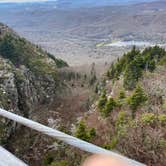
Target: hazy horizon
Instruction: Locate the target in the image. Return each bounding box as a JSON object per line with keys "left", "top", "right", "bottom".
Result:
{"left": 0, "top": 0, "right": 158, "bottom": 5}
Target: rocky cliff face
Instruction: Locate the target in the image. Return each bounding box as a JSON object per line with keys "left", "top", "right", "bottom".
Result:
{"left": 0, "top": 23, "right": 68, "bottom": 144}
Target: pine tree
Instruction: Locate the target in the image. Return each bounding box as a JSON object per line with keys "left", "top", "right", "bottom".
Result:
{"left": 89, "top": 128, "right": 96, "bottom": 138}
{"left": 125, "top": 46, "right": 140, "bottom": 63}
{"left": 128, "top": 85, "right": 148, "bottom": 111}
{"left": 97, "top": 90, "right": 107, "bottom": 110}
{"left": 75, "top": 121, "right": 96, "bottom": 141}
{"left": 123, "top": 56, "right": 143, "bottom": 90}
{"left": 107, "top": 63, "right": 116, "bottom": 79}
{"left": 75, "top": 121, "right": 89, "bottom": 141}
{"left": 89, "top": 63, "right": 97, "bottom": 85}
{"left": 119, "top": 90, "right": 126, "bottom": 99}
{"left": 148, "top": 60, "right": 156, "bottom": 72}
{"left": 102, "top": 97, "right": 117, "bottom": 117}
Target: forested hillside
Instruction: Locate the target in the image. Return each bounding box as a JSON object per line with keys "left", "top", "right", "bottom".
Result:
{"left": 0, "top": 23, "right": 95, "bottom": 166}
{"left": 0, "top": 23, "right": 68, "bottom": 144}
{"left": 36, "top": 46, "right": 166, "bottom": 166}
{"left": 80, "top": 46, "right": 166, "bottom": 166}
{"left": 0, "top": 22, "right": 165, "bottom": 166}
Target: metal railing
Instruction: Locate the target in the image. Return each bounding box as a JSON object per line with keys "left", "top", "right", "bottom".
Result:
{"left": 0, "top": 108, "right": 146, "bottom": 166}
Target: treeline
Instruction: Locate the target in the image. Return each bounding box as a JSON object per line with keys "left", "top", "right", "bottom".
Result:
{"left": 98, "top": 85, "right": 148, "bottom": 117}
{"left": 107, "top": 46, "right": 166, "bottom": 89}
{"left": 95, "top": 46, "right": 166, "bottom": 165}
{"left": 0, "top": 34, "right": 68, "bottom": 78}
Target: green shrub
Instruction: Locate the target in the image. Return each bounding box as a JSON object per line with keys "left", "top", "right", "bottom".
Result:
{"left": 142, "top": 45, "right": 166, "bottom": 62}
{"left": 107, "top": 46, "right": 166, "bottom": 90}
{"left": 116, "top": 111, "right": 128, "bottom": 127}
{"left": 43, "top": 153, "right": 54, "bottom": 166}
{"left": 128, "top": 85, "right": 148, "bottom": 111}
{"left": 0, "top": 34, "right": 66, "bottom": 80}
{"left": 148, "top": 59, "right": 156, "bottom": 72}
{"left": 27, "top": 58, "right": 57, "bottom": 78}
{"left": 97, "top": 90, "right": 107, "bottom": 110}
{"left": 0, "top": 89, "right": 10, "bottom": 109}
{"left": 0, "top": 34, "right": 25, "bottom": 65}
{"left": 115, "top": 111, "right": 129, "bottom": 137}
{"left": 162, "top": 100, "right": 166, "bottom": 110}
{"left": 89, "top": 128, "right": 96, "bottom": 138}
{"left": 102, "top": 97, "right": 117, "bottom": 117}
{"left": 49, "top": 160, "right": 68, "bottom": 166}
{"left": 141, "top": 113, "right": 156, "bottom": 125}
{"left": 118, "top": 90, "right": 126, "bottom": 106}
{"left": 110, "top": 137, "right": 118, "bottom": 149}
{"left": 75, "top": 121, "right": 89, "bottom": 141}
{"left": 158, "top": 114, "right": 166, "bottom": 125}
{"left": 159, "top": 55, "right": 166, "bottom": 66}
{"left": 116, "top": 124, "right": 128, "bottom": 138}
{"left": 123, "top": 56, "right": 144, "bottom": 90}
{"left": 95, "top": 84, "right": 99, "bottom": 93}
{"left": 55, "top": 59, "right": 68, "bottom": 68}
{"left": 14, "top": 69, "right": 25, "bottom": 85}
{"left": 103, "top": 136, "right": 118, "bottom": 150}
{"left": 159, "top": 139, "right": 166, "bottom": 148}
{"left": 0, "top": 122, "right": 7, "bottom": 144}
{"left": 89, "top": 63, "right": 97, "bottom": 85}
{"left": 75, "top": 121, "right": 96, "bottom": 142}
{"left": 47, "top": 53, "right": 68, "bottom": 68}
{"left": 119, "top": 90, "right": 126, "bottom": 100}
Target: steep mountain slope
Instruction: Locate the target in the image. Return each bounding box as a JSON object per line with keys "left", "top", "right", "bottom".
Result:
{"left": 0, "top": 22, "right": 165, "bottom": 166}
{"left": 81, "top": 46, "right": 166, "bottom": 166}
{"left": 0, "top": 23, "right": 97, "bottom": 166}
{"left": 0, "top": 22, "right": 68, "bottom": 144}
{"left": 23, "top": 46, "right": 166, "bottom": 166}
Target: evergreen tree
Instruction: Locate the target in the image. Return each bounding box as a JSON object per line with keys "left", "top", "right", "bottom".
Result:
{"left": 124, "top": 56, "right": 143, "bottom": 90}
{"left": 125, "top": 46, "right": 140, "bottom": 63}
{"left": 75, "top": 121, "right": 89, "bottom": 141}
{"left": 0, "top": 34, "right": 24, "bottom": 65}
{"left": 97, "top": 90, "right": 107, "bottom": 110}
{"left": 119, "top": 90, "right": 126, "bottom": 100}
{"left": 107, "top": 63, "right": 116, "bottom": 79}
{"left": 89, "top": 63, "right": 97, "bottom": 85}
{"left": 75, "top": 121, "right": 96, "bottom": 141}
{"left": 102, "top": 97, "right": 117, "bottom": 117}
{"left": 148, "top": 59, "right": 156, "bottom": 72}
{"left": 89, "top": 128, "right": 96, "bottom": 138}
{"left": 95, "top": 83, "right": 99, "bottom": 93}
{"left": 107, "top": 46, "right": 166, "bottom": 87}
{"left": 128, "top": 85, "right": 148, "bottom": 111}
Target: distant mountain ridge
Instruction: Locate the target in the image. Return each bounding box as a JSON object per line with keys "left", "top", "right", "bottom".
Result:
{"left": 55, "top": 0, "right": 158, "bottom": 8}
{"left": 0, "top": 0, "right": 158, "bottom": 8}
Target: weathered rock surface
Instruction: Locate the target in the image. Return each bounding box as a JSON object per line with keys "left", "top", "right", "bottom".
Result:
{"left": 0, "top": 23, "right": 67, "bottom": 143}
